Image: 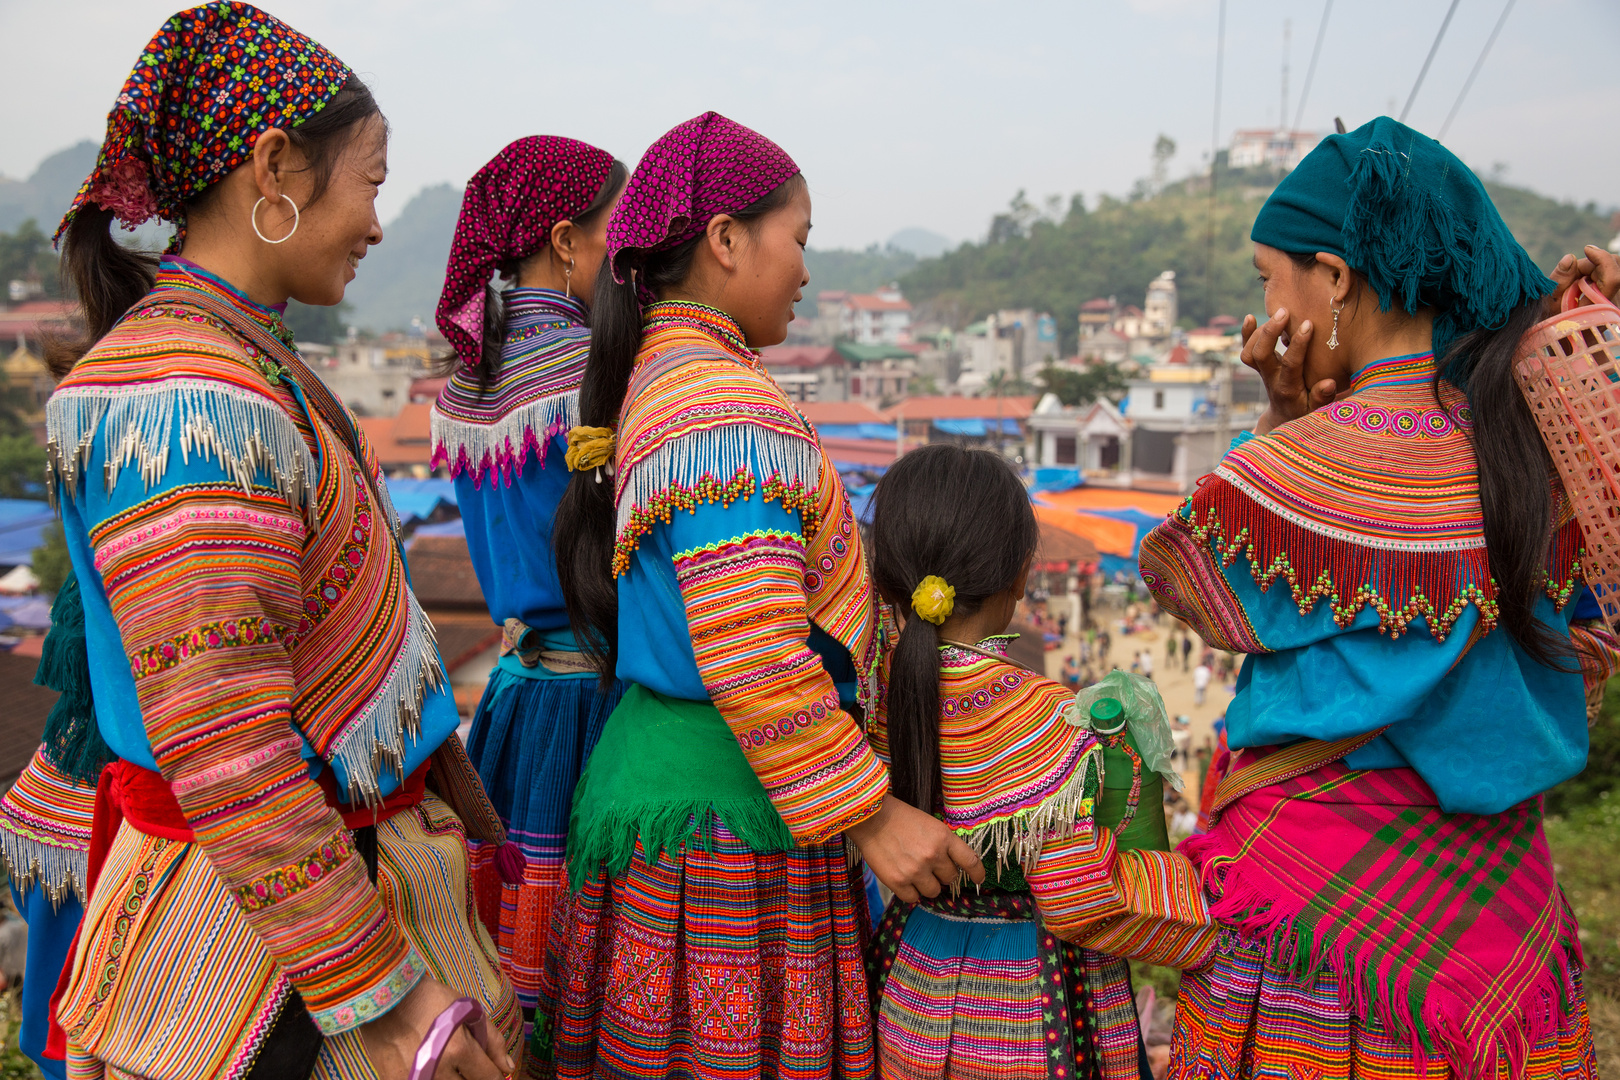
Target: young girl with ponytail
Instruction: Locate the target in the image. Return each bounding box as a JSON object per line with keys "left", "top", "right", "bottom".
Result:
{"left": 866, "top": 443, "right": 1215, "bottom": 1080}
{"left": 431, "top": 136, "right": 628, "bottom": 1016}
{"left": 538, "top": 111, "right": 981, "bottom": 1080}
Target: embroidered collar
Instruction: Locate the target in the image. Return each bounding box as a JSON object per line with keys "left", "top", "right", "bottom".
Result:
{"left": 157, "top": 257, "right": 295, "bottom": 349}
{"left": 1346, "top": 351, "right": 1436, "bottom": 395}
{"left": 642, "top": 300, "right": 761, "bottom": 370}
{"left": 939, "top": 633, "right": 1019, "bottom": 669}
{"left": 505, "top": 287, "right": 588, "bottom": 333}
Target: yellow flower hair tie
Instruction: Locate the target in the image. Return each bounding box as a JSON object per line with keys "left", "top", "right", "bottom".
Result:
{"left": 565, "top": 425, "right": 616, "bottom": 481}
{"left": 910, "top": 575, "right": 955, "bottom": 625}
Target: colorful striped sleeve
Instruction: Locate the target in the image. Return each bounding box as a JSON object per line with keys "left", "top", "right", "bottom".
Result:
{"left": 79, "top": 372, "right": 418, "bottom": 1034}
{"left": 1071, "top": 849, "right": 1217, "bottom": 970}
{"left": 669, "top": 489, "right": 888, "bottom": 844}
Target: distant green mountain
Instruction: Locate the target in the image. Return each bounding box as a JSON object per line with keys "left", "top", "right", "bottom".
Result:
{"left": 798, "top": 246, "right": 918, "bottom": 317}
{"left": 343, "top": 182, "right": 461, "bottom": 333}
{"left": 0, "top": 141, "right": 96, "bottom": 234}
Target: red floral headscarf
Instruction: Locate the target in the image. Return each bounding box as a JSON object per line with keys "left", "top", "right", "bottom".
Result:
{"left": 56, "top": 1, "right": 352, "bottom": 247}
{"left": 435, "top": 136, "right": 615, "bottom": 369}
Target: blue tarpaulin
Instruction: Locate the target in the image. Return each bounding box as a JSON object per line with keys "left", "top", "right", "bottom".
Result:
{"left": 0, "top": 596, "right": 51, "bottom": 630}
{"left": 931, "top": 418, "right": 1021, "bottom": 437}
{"left": 386, "top": 478, "right": 458, "bottom": 524}
{"left": 0, "top": 499, "right": 56, "bottom": 567}
{"left": 411, "top": 519, "right": 467, "bottom": 540}
{"left": 1030, "top": 467, "right": 1083, "bottom": 493}
{"left": 815, "top": 422, "right": 899, "bottom": 441}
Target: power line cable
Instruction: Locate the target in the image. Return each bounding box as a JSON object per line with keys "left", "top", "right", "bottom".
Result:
{"left": 1438, "top": 0, "right": 1515, "bottom": 139}
{"left": 1293, "top": 0, "right": 1333, "bottom": 132}
{"left": 1400, "top": 0, "right": 1463, "bottom": 123}
{"left": 1206, "top": 0, "right": 1226, "bottom": 320}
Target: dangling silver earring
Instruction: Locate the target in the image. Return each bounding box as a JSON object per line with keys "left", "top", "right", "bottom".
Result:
{"left": 251, "top": 194, "right": 300, "bottom": 244}
{"left": 1327, "top": 304, "right": 1341, "bottom": 350}
{"left": 565, "top": 259, "right": 575, "bottom": 299}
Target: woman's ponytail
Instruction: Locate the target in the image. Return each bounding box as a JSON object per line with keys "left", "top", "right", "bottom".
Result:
{"left": 554, "top": 259, "right": 645, "bottom": 683}
{"left": 1441, "top": 299, "right": 1575, "bottom": 671}
{"left": 887, "top": 608, "right": 945, "bottom": 813}
{"left": 45, "top": 207, "right": 158, "bottom": 377}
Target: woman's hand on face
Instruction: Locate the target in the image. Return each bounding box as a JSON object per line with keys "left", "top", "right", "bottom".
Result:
{"left": 845, "top": 793, "right": 984, "bottom": 904}
{"left": 1241, "top": 309, "right": 1336, "bottom": 435}
{"left": 1547, "top": 245, "right": 1620, "bottom": 313}
{"left": 360, "top": 976, "right": 514, "bottom": 1080}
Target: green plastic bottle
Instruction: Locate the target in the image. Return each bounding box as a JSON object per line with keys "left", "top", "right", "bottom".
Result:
{"left": 1089, "top": 697, "right": 1170, "bottom": 853}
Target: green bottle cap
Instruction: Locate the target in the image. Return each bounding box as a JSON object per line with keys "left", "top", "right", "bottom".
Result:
{"left": 1089, "top": 697, "right": 1126, "bottom": 734}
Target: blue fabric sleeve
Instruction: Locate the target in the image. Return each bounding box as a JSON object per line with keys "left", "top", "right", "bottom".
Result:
{"left": 11, "top": 883, "right": 78, "bottom": 1080}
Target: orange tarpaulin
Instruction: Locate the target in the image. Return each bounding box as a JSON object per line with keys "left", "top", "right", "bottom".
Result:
{"left": 1035, "top": 488, "right": 1184, "bottom": 517}
{"left": 1033, "top": 504, "right": 1137, "bottom": 558}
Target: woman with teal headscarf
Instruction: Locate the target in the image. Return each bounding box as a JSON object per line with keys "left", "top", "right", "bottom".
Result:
{"left": 1140, "top": 117, "right": 1620, "bottom": 1079}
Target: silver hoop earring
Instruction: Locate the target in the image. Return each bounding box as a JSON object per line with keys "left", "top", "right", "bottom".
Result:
{"left": 251, "top": 194, "right": 300, "bottom": 245}
{"left": 565, "top": 258, "right": 575, "bottom": 299}
{"left": 1327, "top": 304, "right": 1342, "bottom": 350}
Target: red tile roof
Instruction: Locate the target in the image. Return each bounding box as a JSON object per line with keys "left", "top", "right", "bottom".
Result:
{"left": 761, "top": 345, "right": 843, "bottom": 368}
{"left": 0, "top": 652, "right": 57, "bottom": 787}
{"left": 358, "top": 403, "right": 434, "bottom": 468}
{"left": 1079, "top": 298, "right": 1115, "bottom": 312}
{"left": 820, "top": 438, "right": 898, "bottom": 467}
{"left": 798, "top": 401, "right": 888, "bottom": 426}
{"left": 883, "top": 395, "right": 1036, "bottom": 421}
{"left": 847, "top": 294, "right": 911, "bottom": 312}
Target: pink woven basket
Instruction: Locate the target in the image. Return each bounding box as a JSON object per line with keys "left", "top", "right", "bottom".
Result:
{"left": 1515, "top": 278, "right": 1620, "bottom": 630}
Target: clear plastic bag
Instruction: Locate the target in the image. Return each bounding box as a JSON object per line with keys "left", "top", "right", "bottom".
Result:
{"left": 1066, "top": 669, "right": 1183, "bottom": 792}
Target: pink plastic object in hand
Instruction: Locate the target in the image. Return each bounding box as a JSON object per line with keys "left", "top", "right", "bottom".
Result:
{"left": 1515, "top": 277, "right": 1620, "bottom": 631}
{"left": 407, "top": 997, "right": 487, "bottom": 1080}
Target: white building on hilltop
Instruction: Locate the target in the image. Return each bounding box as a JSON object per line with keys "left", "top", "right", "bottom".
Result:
{"left": 1229, "top": 128, "right": 1321, "bottom": 172}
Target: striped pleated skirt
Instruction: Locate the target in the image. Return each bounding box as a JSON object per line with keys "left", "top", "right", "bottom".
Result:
{"left": 533, "top": 818, "right": 875, "bottom": 1080}
{"left": 867, "top": 889, "right": 1150, "bottom": 1080}
{"left": 463, "top": 666, "right": 622, "bottom": 1010}
{"left": 58, "top": 793, "right": 520, "bottom": 1080}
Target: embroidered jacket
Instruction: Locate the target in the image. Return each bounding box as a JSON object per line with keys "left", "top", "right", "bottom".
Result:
{"left": 432, "top": 289, "right": 588, "bottom": 633}
{"left": 915, "top": 639, "right": 1215, "bottom": 968}
{"left": 46, "top": 261, "right": 459, "bottom": 1034}
{"left": 611, "top": 302, "right": 888, "bottom": 843}
{"left": 1140, "top": 352, "right": 1613, "bottom": 813}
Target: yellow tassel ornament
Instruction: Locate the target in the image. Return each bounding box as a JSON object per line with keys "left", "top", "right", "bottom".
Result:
{"left": 565, "top": 425, "right": 616, "bottom": 481}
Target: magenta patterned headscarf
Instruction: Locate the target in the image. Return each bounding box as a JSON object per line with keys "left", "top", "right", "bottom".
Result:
{"left": 436, "top": 136, "right": 616, "bottom": 368}
{"left": 57, "top": 2, "right": 352, "bottom": 246}
{"left": 605, "top": 111, "right": 799, "bottom": 288}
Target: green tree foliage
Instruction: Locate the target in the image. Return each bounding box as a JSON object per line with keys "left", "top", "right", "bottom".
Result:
{"left": 284, "top": 299, "right": 352, "bottom": 345}
{"left": 30, "top": 522, "right": 70, "bottom": 596}
{"left": 0, "top": 435, "right": 45, "bottom": 499}
{"left": 0, "top": 220, "right": 60, "bottom": 299}
{"left": 1038, "top": 364, "right": 1127, "bottom": 408}
{"left": 1546, "top": 675, "right": 1620, "bottom": 817}
{"left": 902, "top": 174, "right": 1616, "bottom": 358}
{"left": 798, "top": 246, "right": 919, "bottom": 320}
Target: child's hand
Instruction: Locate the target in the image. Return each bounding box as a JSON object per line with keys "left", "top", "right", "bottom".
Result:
{"left": 846, "top": 794, "right": 985, "bottom": 903}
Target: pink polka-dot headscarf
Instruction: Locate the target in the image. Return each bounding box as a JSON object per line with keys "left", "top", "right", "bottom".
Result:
{"left": 436, "top": 135, "right": 615, "bottom": 368}
{"left": 605, "top": 112, "right": 799, "bottom": 288}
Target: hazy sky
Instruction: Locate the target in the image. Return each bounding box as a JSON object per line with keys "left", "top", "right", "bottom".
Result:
{"left": 4, "top": 0, "right": 1617, "bottom": 250}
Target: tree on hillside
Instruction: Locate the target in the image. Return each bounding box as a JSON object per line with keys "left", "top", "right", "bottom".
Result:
{"left": 0, "top": 220, "right": 61, "bottom": 298}
{"left": 1039, "top": 364, "right": 1126, "bottom": 408}
{"left": 902, "top": 170, "right": 1612, "bottom": 356}
{"left": 285, "top": 299, "right": 353, "bottom": 345}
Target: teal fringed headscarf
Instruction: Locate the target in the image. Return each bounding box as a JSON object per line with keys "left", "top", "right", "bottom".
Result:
{"left": 1250, "top": 116, "right": 1552, "bottom": 361}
